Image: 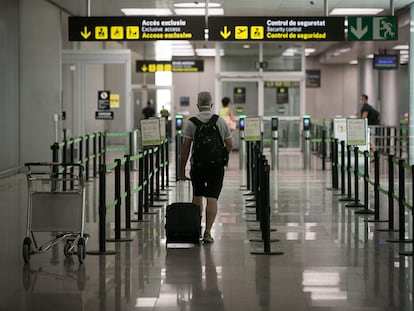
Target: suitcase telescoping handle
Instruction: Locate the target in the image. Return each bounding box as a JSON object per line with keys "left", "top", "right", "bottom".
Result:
{"left": 176, "top": 179, "right": 192, "bottom": 202}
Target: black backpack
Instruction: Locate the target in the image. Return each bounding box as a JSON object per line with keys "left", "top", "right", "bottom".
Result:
{"left": 370, "top": 107, "right": 380, "bottom": 125}
{"left": 190, "top": 115, "right": 228, "bottom": 167}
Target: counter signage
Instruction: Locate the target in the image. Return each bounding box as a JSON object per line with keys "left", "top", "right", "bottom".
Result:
{"left": 68, "top": 16, "right": 205, "bottom": 41}
{"left": 136, "top": 60, "right": 204, "bottom": 72}
{"left": 208, "top": 16, "right": 345, "bottom": 41}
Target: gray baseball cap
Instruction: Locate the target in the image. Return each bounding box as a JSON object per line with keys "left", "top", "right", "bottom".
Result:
{"left": 197, "top": 92, "right": 212, "bottom": 107}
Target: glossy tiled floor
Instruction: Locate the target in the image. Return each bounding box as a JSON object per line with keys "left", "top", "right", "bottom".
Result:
{"left": 1, "top": 149, "right": 414, "bottom": 310}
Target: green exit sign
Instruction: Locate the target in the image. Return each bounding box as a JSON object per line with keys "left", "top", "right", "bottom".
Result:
{"left": 348, "top": 16, "right": 398, "bottom": 41}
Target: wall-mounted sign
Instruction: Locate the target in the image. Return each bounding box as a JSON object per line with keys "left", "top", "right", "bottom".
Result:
{"left": 98, "top": 90, "right": 110, "bottom": 110}
{"left": 276, "top": 87, "right": 289, "bottom": 104}
{"left": 306, "top": 70, "right": 321, "bottom": 88}
{"left": 136, "top": 60, "right": 204, "bottom": 72}
{"left": 110, "top": 93, "right": 120, "bottom": 108}
{"left": 233, "top": 87, "right": 246, "bottom": 104}
{"left": 208, "top": 16, "right": 345, "bottom": 41}
{"left": 95, "top": 111, "right": 114, "bottom": 120}
{"left": 68, "top": 16, "right": 205, "bottom": 41}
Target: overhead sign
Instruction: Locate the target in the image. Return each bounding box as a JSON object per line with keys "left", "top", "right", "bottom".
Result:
{"left": 208, "top": 16, "right": 345, "bottom": 41}
{"left": 68, "top": 16, "right": 205, "bottom": 41}
{"left": 136, "top": 60, "right": 204, "bottom": 72}
{"left": 348, "top": 16, "right": 398, "bottom": 41}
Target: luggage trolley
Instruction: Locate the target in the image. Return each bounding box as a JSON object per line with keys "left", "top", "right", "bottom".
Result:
{"left": 23, "top": 163, "right": 89, "bottom": 264}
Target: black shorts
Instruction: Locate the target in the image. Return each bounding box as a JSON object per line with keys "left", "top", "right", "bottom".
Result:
{"left": 190, "top": 165, "right": 224, "bottom": 199}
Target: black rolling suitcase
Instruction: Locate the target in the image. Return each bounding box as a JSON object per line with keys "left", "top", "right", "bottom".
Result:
{"left": 165, "top": 202, "right": 201, "bottom": 244}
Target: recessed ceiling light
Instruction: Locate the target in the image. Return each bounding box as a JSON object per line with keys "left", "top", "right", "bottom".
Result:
{"left": 174, "top": 8, "right": 224, "bottom": 15}
{"left": 349, "top": 60, "right": 358, "bottom": 65}
{"left": 393, "top": 45, "right": 409, "bottom": 50}
{"left": 174, "top": 2, "right": 221, "bottom": 8}
{"left": 195, "top": 48, "right": 224, "bottom": 56}
{"left": 330, "top": 8, "right": 384, "bottom": 15}
{"left": 243, "top": 44, "right": 250, "bottom": 49}
{"left": 121, "top": 8, "right": 173, "bottom": 16}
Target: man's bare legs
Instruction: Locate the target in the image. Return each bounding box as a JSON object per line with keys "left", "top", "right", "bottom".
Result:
{"left": 192, "top": 196, "right": 218, "bottom": 242}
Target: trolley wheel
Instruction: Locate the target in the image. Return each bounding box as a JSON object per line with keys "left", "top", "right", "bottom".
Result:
{"left": 64, "top": 241, "right": 74, "bottom": 257}
{"left": 77, "top": 238, "right": 86, "bottom": 264}
{"left": 23, "top": 237, "right": 32, "bottom": 264}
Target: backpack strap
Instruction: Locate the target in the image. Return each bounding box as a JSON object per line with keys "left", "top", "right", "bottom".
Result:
{"left": 208, "top": 114, "right": 219, "bottom": 125}
{"left": 189, "top": 116, "right": 203, "bottom": 128}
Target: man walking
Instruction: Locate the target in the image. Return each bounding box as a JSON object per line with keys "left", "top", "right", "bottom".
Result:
{"left": 179, "top": 92, "right": 233, "bottom": 243}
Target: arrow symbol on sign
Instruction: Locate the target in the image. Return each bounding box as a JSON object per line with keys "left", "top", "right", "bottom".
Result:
{"left": 141, "top": 65, "right": 148, "bottom": 72}
{"left": 350, "top": 17, "right": 368, "bottom": 39}
{"left": 220, "top": 26, "right": 231, "bottom": 39}
{"left": 80, "top": 26, "right": 91, "bottom": 39}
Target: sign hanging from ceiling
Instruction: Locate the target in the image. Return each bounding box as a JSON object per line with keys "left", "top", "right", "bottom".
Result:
{"left": 208, "top": 16, "right": 345, "bottom": 41}
{"left": 68, "top": 16, "right": 205, "bottom": 41}
{"left": 136, "top": 60, "right": 204, "bottom": 72}
{"left": 347, "top": 16, "right": 398, "bottom": 41}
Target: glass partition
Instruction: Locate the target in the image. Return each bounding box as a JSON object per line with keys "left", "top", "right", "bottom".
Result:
{"left": 263, "top": 81, "right": 300, "bottom": 117}
{"left": 263, "top": 43, "right": 303, "bottom": 72}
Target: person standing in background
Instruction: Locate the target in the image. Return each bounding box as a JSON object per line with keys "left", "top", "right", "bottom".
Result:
{"left": 142, "top": 100, "right": 155, "bottom": 119}
{"left": 219, "top": 97, "right": 236, "bottom": 131}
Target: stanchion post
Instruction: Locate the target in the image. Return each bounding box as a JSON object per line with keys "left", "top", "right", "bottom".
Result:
{"left": 322, "top": 128, "right": 326, "bottom": 170}
{"left": 165, "top": 139, "right": 170, "bottom": 187}
{"left": 345, "top": 147, "right": 364, "bottom": 208}
{"left": 99, "top": 164, "right": 107, "bottom": 251}
{"left": 374, "top": 151, "right": 380, "bottom": 220}
{"left": 137, "top": 154, "right": 144, "bottom": 221}
{"left": 93, "top": 133, "right": 97, "bottom": 178}
{"left": 86, "top": 164, "right": 117, "bottom": 255}
{"left": 85, "top": 135, "right": 90, "bottom": 181}
{"left": 124, "top": 156, "right": 131, "bottom": 230}
{"left": 340, "top": 141, "right": 346, "bottom": 195}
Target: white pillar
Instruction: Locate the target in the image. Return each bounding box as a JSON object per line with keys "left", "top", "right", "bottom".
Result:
{"left": 379, "top": 69, "right": 400, "bottom": 126}
{"left": 409, "top": 4, "right": 414, "bottom": 164}
{"left": 358, "top": 58, "right": 378, "bottom": 110}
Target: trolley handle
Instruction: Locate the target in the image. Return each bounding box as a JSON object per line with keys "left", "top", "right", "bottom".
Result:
{"left": 24, "top": 162, "right": 85, "bottom": 177}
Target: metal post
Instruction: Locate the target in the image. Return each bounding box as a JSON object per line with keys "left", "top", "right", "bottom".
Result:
{"left": 271, "top": 117, "right": 279, "bottom": 170}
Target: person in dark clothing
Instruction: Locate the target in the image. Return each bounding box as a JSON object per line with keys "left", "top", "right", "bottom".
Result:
{"left": 360, "top": 94, "right": 380, "bottom": 152}
{"left": 360, "top": 94, "right": 380, "bottom": 125}
{"left": 142, "top": 100, "right": 156, "bottom": 119}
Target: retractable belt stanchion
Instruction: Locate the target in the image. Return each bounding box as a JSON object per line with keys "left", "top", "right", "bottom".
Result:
{"left": 339, "top": 145, "right": 355, "bottom": 202}
{"left": 239, "top": 116, "right": 246, "bottom": 171}
{"left": 303, "top": 116, "right": 311, "bottom": 170}
{"left": 271, "top": 117, "right": 279, "bottom": 170}
{"left": 175, "top": 115, "right": 183, "bottom": 181}
{"left": 345, "top": 147, "right": 364, "bottom": 208}
{"left": 85, "top": 135, "right": 90, "bottom": 181}
{"left": 106, "top": 159, "right": 133, "bottom": 243}
{"left": 355, "top": 151, "right": 375, "bottom": 215}
{"left": 387, "top": 159, "right": 412, "bottom": 244}
{"left": 122, "top": 155, "right": 142, "bottom": 231}
{"left": 327, "top": 138, "right": 339, "bottom": 191}
{"left": 250, "top": 156, "right": 283, "bottom": 256}
{"left": 378, "top": 155, "right": 397, "bottom": 232}
{"left": 87, "top": 164, "right": 117, "bottom": 256}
